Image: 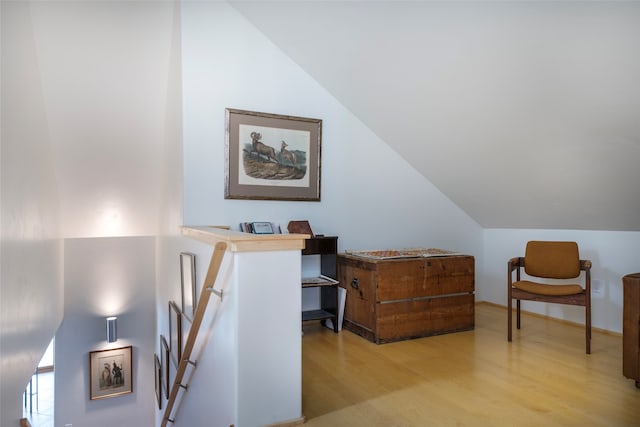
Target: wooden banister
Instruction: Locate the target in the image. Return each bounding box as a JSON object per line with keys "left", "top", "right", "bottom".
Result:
{"left": 161, "top": 241, "right": 228, "bottom": 427}
{"left": 182, "top": 225, "right": 307, "bottom": 253}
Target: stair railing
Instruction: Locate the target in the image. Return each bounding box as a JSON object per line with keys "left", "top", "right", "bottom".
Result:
{"left": 161, "top": 241, "right": 227, "bottom": 426}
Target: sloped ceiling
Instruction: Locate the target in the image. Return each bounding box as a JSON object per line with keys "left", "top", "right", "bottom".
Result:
{"left": 231, "top": 1, "right": 640, "bottom": 231}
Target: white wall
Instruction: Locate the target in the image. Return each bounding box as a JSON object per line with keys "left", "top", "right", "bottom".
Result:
{"left": 7, "top": 1, "right": 637, "bottom": 426}
{"left": 157, "top": 0, "right": 184, "bottom": 239}
{"left": 28, "top": 0, "right": 175, "bottom": 238}
{"left": 2, "top": 2, "right": 180, "bottom": 426}
{"left": 482, "top": 229, "right": 640, "bottom": 333}
{"left": 152, "top": 2, "right": 484, "bottom": 424}
{"left": 181, "top": 1, "right": 484, "bottom": 260}
{"left": 56, "top": 237, "right": 156, "bottom": 427}
{"left": 233, "top": 1, "right": 640, "bottom": 233}
{"left": 0, "top": 2, "right": 63, "bottom": 425}
{"left": 153, "top": 0, "right": 187, "bottom": 423}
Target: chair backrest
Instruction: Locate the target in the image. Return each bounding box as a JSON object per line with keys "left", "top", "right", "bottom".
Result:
{"left": 524, "top": 241, "right": 580, "bottom": 279}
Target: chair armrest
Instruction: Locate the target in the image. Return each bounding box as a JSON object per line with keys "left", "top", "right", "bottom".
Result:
{"left": 507, "top": 257, "right": 524, "bottom": 288}
{"left": 508, "top": 257, "right": 524, "bottom": 272}
{"left": 581, "top": 260, "right": 592, "bottom": 293}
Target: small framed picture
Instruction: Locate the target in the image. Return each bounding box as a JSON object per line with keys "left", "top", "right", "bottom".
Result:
{"left": 89, "top": 346, "right": 133, "bottom": 400}
{"left": 251, "top": 222, "right": 274, "bottom": 234}
{"left": 154, "top": 353, "right": 162, "bottom": 410}
{"left": 160, "top": 335, "right": 170, "bottom": 399}
{"left": 180, "top": 252, "right": 196, "bottom": 322}
{"left": 169, "top": 301, "right": 182, "bottom": 366}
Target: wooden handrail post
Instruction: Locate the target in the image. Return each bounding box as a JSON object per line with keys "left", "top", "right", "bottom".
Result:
{"left": 161, "top": 241, "right": 227, "bottom": 427}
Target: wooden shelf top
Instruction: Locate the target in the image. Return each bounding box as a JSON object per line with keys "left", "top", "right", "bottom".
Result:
{"left": 182, "top": 225, "right": 310, "bottom": 253}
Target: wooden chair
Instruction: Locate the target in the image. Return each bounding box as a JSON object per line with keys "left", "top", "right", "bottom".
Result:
{"left": 508, "top": 241, "right": 592, "bottom": 354}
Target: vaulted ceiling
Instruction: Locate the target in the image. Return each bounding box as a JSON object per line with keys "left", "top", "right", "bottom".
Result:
{"left": 231, "top": 1, "right": 640, "bottom": 231}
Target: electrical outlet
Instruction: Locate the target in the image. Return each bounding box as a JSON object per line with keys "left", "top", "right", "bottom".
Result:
{"left": 592, "top": 279, "right": 604, "bottom": 295}
{"left": 65, "top": 424, "right": 72, "bottom": 427}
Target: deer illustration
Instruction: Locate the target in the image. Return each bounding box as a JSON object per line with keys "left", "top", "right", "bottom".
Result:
{"left": 249, "top": 132, "right": 277, "bottom": 162}
{"left": 280, "top": 141, "right": 297, "bottom": 165}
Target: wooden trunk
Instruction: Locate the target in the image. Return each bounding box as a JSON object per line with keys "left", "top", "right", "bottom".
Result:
{"left": 337, "top": 253, "right": 475, "bottom": 344}
{"left": 623, "top": 273, "right": 640, "bottom": 388}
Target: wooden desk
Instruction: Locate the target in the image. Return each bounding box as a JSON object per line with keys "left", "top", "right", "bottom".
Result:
{"left": 337, "top": 253, "right": 475, "bottom": 344}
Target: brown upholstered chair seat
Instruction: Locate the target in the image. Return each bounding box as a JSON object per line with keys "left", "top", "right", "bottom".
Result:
{"left": 513, "top": 280, "right": 584, "bottom": 296}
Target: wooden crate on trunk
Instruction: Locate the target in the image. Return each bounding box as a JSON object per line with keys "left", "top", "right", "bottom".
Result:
{"left": 337, "top": 253, "right": 475, "bottom": 344}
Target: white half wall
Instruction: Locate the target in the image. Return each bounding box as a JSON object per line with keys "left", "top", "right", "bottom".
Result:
{"left": 55, "top": 237, "right": 156, "bottom": 427}
{"left": 154, "top": 235, "right": 303, "bottom": 427}
{"left": 482, "top": 229, "right": 640, "bottom": 333}
{"left": 235, "top": 250, "right": 302, "bottom": 426}
{"left": 180, "top": 1, "right": 483, "bottom": 260}
{"left": 154, "top": 238, "right": 232, "bottom": 426}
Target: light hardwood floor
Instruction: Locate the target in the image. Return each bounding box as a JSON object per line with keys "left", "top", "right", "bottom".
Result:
{"left": 301, "top": 303, "right": 640, "bottom": 426}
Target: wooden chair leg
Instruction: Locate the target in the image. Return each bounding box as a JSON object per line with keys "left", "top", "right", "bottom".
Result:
{"left": 507, "top": 294, "right": 512, "bottom": 342}
{"left": 586, "top": 304, "right": 591, "bottom": 354}
{"left": 516, "top": 300, "right": 521, "bottom": 330}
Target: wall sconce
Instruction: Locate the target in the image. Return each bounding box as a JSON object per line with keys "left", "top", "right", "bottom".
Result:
{"left": 106, "top": 317, "right": 118, "bottom": 343}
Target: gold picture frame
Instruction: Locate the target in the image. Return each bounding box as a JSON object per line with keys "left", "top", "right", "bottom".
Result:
{"left": 89, "top": 346, "right": 133, "bottom": 400}
{"left": 225, "top": 108, "right": 322, "bottom": 201}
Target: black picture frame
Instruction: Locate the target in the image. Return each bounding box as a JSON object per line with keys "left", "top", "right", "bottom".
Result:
{"left": 154, "top": 353, "right": 162, "bottom": 410}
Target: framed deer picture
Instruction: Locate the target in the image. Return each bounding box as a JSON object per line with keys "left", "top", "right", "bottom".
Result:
{"left": 225, "top": 108, "right": 322, "bottom": 201}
